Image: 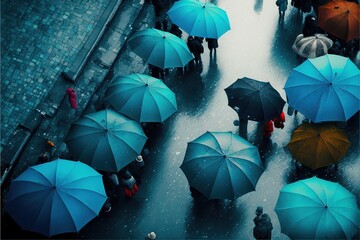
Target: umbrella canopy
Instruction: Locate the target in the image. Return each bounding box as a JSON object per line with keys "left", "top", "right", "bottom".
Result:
{"left": 318, "top": 0, "right": 359, "bottom": 42}
{"left": 127, "top": 28, "right": 193, "bottom": 69}
{"left": 275, "top": 177, "right": 360, "bottom": 240}
{"left": 181, "top": 131, "right": 264, "bottom": 200}
{"left": 167, "top": 0, "right": 230, "bottom": 39}
{"left": 225, "top": 77, "right": 286, "bottom": 122}
{"left": 65, "top": 109, "right": 147, "bottom": 172}
{"left": 288, "top": 123, "right": 350, "bottom": 169}
{"left": 5, "top": 159, "right": 107, "bottom": 237}
{"left": 284, "top": 54, "right": 360, "bottom": 122}
{"left": 105, "top": 73, "right": 177, "bottom": 123}
{"left": 292, "top": 33, "right": 333, "bottom": 59}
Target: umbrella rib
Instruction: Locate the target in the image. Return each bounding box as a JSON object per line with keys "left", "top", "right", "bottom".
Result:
{"left": 321, "top": 137, "right": 348, "bottom": 162}
{"left": 7, "top": 187, "right": 51, "bottom": 203}
{"left": 15, "top": 168, "right": 54, "bottom": 187}
{"left": 318, "top": 208, "right": 348, "bottom": 239}
{"left": 166, "top": 38, "right": 191, "bottom": 67}
{"left": 227, "top": 157, "right": 259, "bottom": 190}
{"left": 300, "top": 181, "right": 328, "bottom": 205}
{"left": 55, "top": 190, "right": 91, "bottom": 231}
{"left": 109, "top": 132, "right": 141, "bottom": 154}
{"left": 146, "top": 88, "right": 172, "bottom": 122}
{"left": 208, "top": 132, "right": 226, "bottom": 155}
{"left": 189, "top": 141, "right": 224, "bottom": 156}
{"left": 59, "top": 189, "right": 102, "bottom": 217}
{"left": 277, "top": 191, "right": 325, "bottom": 208}
{"left": 278, "top": 207, "right": 324, "bottom": 237}
{"left": 57, "top": 175, "right": 101, "bottom": 188}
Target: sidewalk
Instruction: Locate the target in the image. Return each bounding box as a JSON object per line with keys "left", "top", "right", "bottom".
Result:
{"left": 0, "top": 0, "right": 149, "bottom": 188}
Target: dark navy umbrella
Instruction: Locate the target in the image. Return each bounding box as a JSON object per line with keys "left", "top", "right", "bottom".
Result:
{"left": 225, "top": 77, "right": 286, "bottom": 122}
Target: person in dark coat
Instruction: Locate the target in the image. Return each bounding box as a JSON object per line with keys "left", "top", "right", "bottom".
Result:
{"left": 128, "top": 155, "right": 145, "bottom": 185}
{"left": 149, "top": 64, "right": 164, "bottom": 79}
{"left": 37, "top": 152, "right": 50, "bottom": 164}
{"left": 302, "top": 0, "right": 312, "bottom": 13}
{"left": 276, "top": 0, "right": 288, "bottom": 17}
{"left": 253, "top": 207, "right": 273, "bottom": 240}
{"left": 253, "top": 206, "right": 263, "bottom": 225}
{"left": 150, "top": 0, "right": 163, "bottom": 17}
{"left": 302, "top": 15, "right": 318, "bottom": 37}
{"left": 154, "top": 21, "right": 162, "bottom": 30}
{"left": 170, "top": 24, "right": 182, "bottom": 38}
{"left": 205, "top": 38, "right": 218, "bottom": 54}
{"left": 187, "top": 36, "right": 204, "bottom": 64}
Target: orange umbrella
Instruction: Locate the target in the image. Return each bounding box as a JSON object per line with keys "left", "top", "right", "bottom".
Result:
{"left": 318, "top": 0, "right": 360, "bottom": 42}
{"left": 287, "top": 123, "right": 350, "bottom": 169}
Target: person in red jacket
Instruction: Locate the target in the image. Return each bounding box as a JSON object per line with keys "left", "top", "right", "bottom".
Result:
{"left": 263, "top": 121, "right": 274, "bottom": 138}
{"left": 273, "top": 112, "right": 285, "bottom": 129}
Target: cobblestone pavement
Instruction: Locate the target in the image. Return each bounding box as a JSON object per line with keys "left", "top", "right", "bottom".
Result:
{"left": 1, "top": 0, "right": 111, "bottom": 148}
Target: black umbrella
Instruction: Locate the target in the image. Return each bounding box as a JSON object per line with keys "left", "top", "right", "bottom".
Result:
{"left": 225, "top": 77, "right": 285, "bottom": 122}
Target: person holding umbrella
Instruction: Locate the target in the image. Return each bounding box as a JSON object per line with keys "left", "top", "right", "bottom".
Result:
{"left": 205, "top": 38, "right": 218, "bottom": 55}
{"left": 187, "top": 36, "right": 204, "bottom": 65}
{"left": 276, "top": 0, "right": 288, "bottom": 18}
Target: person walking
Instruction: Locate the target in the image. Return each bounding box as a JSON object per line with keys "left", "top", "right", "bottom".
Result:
{"left": 107, "top": 172, "right": 120, "bottom": 198}
{"left": 170, "top": 24, "right": 182, "bottom": 38}
{"left": 276, "top": 0, "right": 288, "bottom": 18}
{"left": 205, "top": 38, "right": 218, "bottom": 55}
{"left": 37, "top": 152, "right": 50, "bottom": 164}
{"left": 121, "top": 170, "right": 139, "bottom": 198}
{"left": 187, "top": 36, "right": 204, "bottom": 65}
{"left": 302, "top": 15, "right": 318, "bottom": 37}
{"left": 253, "top": 206, "right": 273, "bottom": 239}
{"left": 262, "top": 121, "right": 274, "bottom": 138}
{"left": 272, "top": 112, "right": 285, "bottom": 129}
{"left": 65, "top": 87, "right": 78, "bottom": 109}
{"left": 128, "top": 155, "right": 145, "bottom": 185}
{"left": 149, "top": 64, "right": 164, "bottom": 80}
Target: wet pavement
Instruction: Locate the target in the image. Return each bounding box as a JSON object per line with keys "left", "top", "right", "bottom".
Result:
{"left": 1, "top": 0, "right": 359, "bottom": 239}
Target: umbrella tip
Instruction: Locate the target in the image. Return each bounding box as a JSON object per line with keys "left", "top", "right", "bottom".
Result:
{"left": 163, "top": 36, "right": 166, "bottom": 39}
{"left": 325, "top": 205, "right": 328, "bottom": 209}
{"left": 145, "top": 83, "right": 148, "bottom": 86}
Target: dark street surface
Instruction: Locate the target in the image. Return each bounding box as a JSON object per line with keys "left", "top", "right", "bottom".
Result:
{"left": 1, "top": 0, "right": 359, "bottom": 239}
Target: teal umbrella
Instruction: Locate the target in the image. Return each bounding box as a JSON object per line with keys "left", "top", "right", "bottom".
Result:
{"left": 284, "top": 54, "right": 360, "bottom": 122}
{"left": 5, "top": 160, "right": 107, "bottom": 237}
{"left": 105, "top": 73, "right": 177, "bottom": 123}
{"left": 167, "top": 0, "right": 230, "bottom": 39}
{"left": 127, "top": 28, "right": 193, "bottom": 69}
{"left": 275, "top": 177, "right": 359, "bottom": 239}
{"left": 65, "top": 109, "right": 147, "bottom": 172}
{"left": 181, "top": 131, "right": 264, "bottom": 200}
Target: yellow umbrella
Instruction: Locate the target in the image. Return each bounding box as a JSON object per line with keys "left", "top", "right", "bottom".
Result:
{"left": 287, "top": 123, "right": 350, "bottom": 169}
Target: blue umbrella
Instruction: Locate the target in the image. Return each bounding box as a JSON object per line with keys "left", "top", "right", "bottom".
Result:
{"left": 127, "top": 28, "right": 193, "bottom": 69}
{"left": 181, "top": 131, "right": 264, "bottom": 200}
{"left": 275, "top": 177, "right": 359, "bottom": 239}
{"left": 167, "top": 0, "right": 230, "bottom": 39}
{"left": 65, "top": 109, "right": 147, "bottom": 172}
{"left": 284, "top": 54, "right": 360, "bottom": 122}
{"left": 5, "top": 159, "right": 108, "bottom": 237}
{"left": 105, "top": 73, "right": 177, "bottom": 123}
